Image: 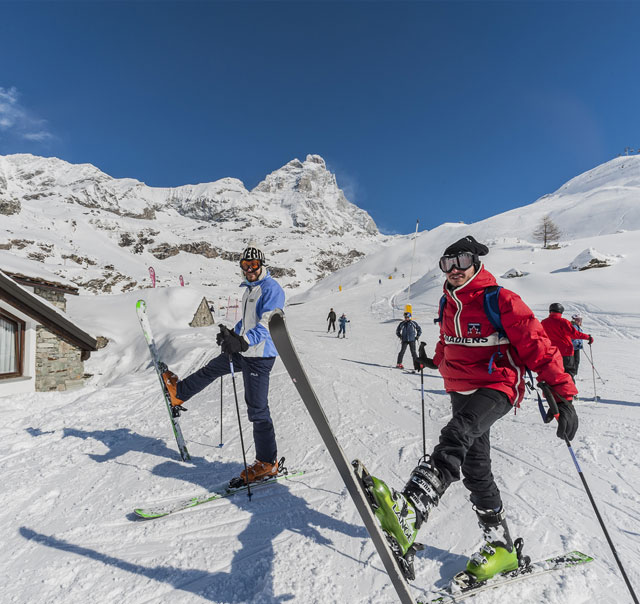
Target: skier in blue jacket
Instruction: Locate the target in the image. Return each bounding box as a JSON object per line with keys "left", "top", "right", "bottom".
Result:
{"left": 395, "top": 312, "right": 422, "bottom": 369}
{"left": 337, "top": 313, "right": 350, "bottom": 338}
{"left": 161, "top": 245, "right": 285, "bottom": 485}
{"left": 571, "top": 314, "right": 585, "bottom": 380}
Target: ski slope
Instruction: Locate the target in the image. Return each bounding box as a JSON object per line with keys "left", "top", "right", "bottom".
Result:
{"left": 2, "top": 232, "right": 640, "bottom": 603}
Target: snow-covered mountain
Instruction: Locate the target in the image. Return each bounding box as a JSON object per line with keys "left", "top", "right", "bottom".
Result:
{"left": 0, "top": 153, "right": 385, "bottom": 296}
{"left": 295, "top": 155, "right": 640, "bottom": 311}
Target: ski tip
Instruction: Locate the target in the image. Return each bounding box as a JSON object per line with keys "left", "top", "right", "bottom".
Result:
{"left": 133, "top": 508, "right": 167, "bottom": 520}
{"left": 136, "top": 299, "right": 146, "bottom": 309}
{"left": 269, "top": 308, "right": 285, "bottom": 326}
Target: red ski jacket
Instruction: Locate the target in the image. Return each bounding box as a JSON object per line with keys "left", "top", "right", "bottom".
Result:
{"left": 432, "top": 266, "right": 577, "bottom": 405}
{"left": 541, "top": 313, "right": 591, "bottom": 357}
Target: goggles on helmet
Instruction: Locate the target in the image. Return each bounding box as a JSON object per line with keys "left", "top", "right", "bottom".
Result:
{"left": 439, "top": 252, "right": 475, "bottom": 273}
{"left": 240, "top": 259, "right": 262, "bottom": 272}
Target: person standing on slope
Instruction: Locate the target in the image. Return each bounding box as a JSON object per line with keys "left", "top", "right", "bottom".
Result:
{"left": 363, "top": 235, "right": 578, "bottom": 582}
{"left": 327, "top": 308, "right": 337, "bottom": 333}
{"left": 541, "top": 304, "right": 592, "bottom": 384}
{"left": 395, "top": 311, "right": 421, "bottom": 369}
{"left": 161, "top": 245, "right": 286, "bottom": 486}
{"left": 570, "top": 314, "right": 586, "bottom": 380}
{"left": 337, "top": 313, "right": 350, "bottom": 338}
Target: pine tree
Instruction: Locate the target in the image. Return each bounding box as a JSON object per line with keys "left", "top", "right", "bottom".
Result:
{"left": 533, "top": 215, "right": 561, "bottom": 248}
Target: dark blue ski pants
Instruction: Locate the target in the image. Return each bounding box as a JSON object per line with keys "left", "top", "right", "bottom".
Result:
{"left": 176, "top": 353, "right": 277, "bottom": 463}
{"left": 431, "top": 388, "right": 512, "bottom": 510}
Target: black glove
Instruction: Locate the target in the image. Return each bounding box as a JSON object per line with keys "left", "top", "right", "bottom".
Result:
{"left": 588, "top": 335, "right": 594, "bottom": 345}
{"left": 543, "top": 388, "right": 579, "bottom": 441}
{"left": 416, "top": 342, "right": 438, "bottom": 370}
{"left": 217, "top": 325, "right": 249, "bottom": 354}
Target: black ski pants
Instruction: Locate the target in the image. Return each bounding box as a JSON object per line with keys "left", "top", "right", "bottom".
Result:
{"left": 431, "top": 388, "right": 512, "bottom": 510}
{"left": 176, "top": 353, "right": 278, "bottom": 463}
{"left": 328, "top": 319, "right": 336, "bottom": 332}
{"left": 562, "top": 355, "right": 577, "bottom": 383}
{"left": 397, "top": 340, "right": 418, "bottom": 366}
{"left": 573, "top": 349, "right": 581, "bottom": 377}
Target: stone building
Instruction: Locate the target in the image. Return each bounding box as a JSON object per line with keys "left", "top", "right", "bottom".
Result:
{"left": 0, "top": 270, "right": 97, "bottom": 395}
{"left": 189, "top": 297, "right": 215, "bottom": 327}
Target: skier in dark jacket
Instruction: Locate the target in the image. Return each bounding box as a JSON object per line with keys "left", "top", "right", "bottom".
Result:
{"left": 327, "top": 308, "right": 337, "bottom": 332}
{"left": 395, "top": 312, "right": 422, "bottom": 369}
{"left": 363, "top": 235, "right": 578, "bottom": 582}
{"left": 337, "top": 313, "right": 350, "bottom": 338}
{"left": 160, "top": 245, "right": 285, "bottom": 486}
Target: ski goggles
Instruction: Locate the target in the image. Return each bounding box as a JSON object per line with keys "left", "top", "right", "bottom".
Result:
{"left": 438, "top": 252, "right": 476, "bottom": 273}
{"left": 240, "top": 259, "right": 262, "bottom": 272}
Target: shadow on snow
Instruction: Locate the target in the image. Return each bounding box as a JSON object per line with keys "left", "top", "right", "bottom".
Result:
{"left": 20, "top": 456, "right": 369, "bottom": 602}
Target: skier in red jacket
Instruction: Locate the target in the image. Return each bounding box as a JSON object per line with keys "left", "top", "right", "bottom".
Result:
{"left": 541, "top": 303, "right": 592, "bottom": 383}
{"left": 363, "top": 235, "right": 579, "bottom": 583}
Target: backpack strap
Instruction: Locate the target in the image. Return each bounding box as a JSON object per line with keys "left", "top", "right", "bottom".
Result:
{"left": 483, "top": 285, "right": 505, "bottom": 340}
{"left": 434, "top": 294, "right": 446, "bottom": 324}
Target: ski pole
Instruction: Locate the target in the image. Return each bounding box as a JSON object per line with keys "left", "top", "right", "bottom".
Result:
{"left": 420, "top": 366, "right": 426, "bottom": 459}
{"left": 219, "top": 376, "right": 224, "bottom": 447}
{"left": 588, "top": 343, "right": 599, "bottom": 401}
{"left": 228, "top": 355, "right": 252, "bottom": 500}
{"left": 584, "top": 344, "right": 606, "bottom": 385}
{"left": 540, "top": 383, "right": 638, "bottom": 604}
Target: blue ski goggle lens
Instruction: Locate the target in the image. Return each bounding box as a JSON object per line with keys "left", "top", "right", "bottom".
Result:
{"left": 439, "top": 252, "right": 475, "bottom": 273}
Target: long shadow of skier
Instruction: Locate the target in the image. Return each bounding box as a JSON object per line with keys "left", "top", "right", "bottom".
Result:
{"left": 59, "top": 427, "right": 183, "bottom": 462}
{"left": 147, "top": 458, "right": 370, "bottom": 599}
{"left": 20, "top": 459, "right": 369, "bottom": 602}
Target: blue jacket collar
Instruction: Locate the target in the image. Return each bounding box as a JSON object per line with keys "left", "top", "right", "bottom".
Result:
{"left": 241, "top": 269, "right": 271, "bottom": 288}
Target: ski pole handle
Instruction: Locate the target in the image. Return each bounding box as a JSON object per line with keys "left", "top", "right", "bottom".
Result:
{"left": 539, "top": 382, "right": 560, "bottom": 423}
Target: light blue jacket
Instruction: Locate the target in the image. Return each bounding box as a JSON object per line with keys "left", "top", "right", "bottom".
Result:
{"left": 572, "top": 322, "right": 585, "bottom": 350}
{"left": 234, "top": 270, "right": 285, "bottom": 357}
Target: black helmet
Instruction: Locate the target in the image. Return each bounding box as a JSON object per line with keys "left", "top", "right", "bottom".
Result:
{"left": 549, "top": 302, "right": 564, "bottom": 314}
{"left": 241, "top": 246, "right": 265, "bottom": 263}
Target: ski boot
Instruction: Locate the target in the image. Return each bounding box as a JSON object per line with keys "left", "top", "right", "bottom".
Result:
{"left": 228, "top": 457, "right": 283, "bottom": 489}
{"left": 396, "top": 364, "right": 404, "bottom": 369}
{"left": 454, "top": 506, "right": 529, "bottom": 587}
{"left": 159, "top": 362, "right": 188, "bottom": 416}
{"left": 354, "top": 458, "right": 447, "bottom": 580}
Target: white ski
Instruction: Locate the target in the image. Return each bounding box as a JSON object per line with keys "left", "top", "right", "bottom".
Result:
{"left": 136, "top": 299, "right": 190, "bottom": 462}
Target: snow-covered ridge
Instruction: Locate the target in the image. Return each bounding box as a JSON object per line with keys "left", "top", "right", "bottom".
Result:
{"left": 0, "top": 153, "right": 386, "bottom": 296}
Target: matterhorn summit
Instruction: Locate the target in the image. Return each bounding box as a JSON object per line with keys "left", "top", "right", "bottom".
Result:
{"left": 254, "top": 154, "right": 378, "bottom": 236}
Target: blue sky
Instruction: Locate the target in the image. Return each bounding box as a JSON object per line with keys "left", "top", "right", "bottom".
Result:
{"left": 1, "top": 1, "right": 639, "bottom": 235}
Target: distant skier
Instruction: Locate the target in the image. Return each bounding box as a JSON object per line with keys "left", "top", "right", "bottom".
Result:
{"left": 362, "top": 235, "right": 578, "bottom": 582}
{"left": 337, "top": 313, "right": 350, "bottom": 338}
{"left": 160, "top": 245, "right": 285, "bottom": 486}
{"left": 541, "top": 304, "right": 592, "bottom": 383}
{"left": 570, "top": 314, "right": 586, "bottom": 379}
{"left": 395, "top": 311, "right": 421, "bottom": 369}
{"left": 327, "top": 308, "right": 337, "bottom": 332}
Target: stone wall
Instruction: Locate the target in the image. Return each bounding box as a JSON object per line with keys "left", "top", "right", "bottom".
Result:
{"left": 32, "top": 287, "right": 85, "bottom": 392}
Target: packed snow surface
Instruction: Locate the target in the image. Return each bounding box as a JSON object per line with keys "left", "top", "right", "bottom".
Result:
{"left": 3, "top": 226, "right": 640, "bottom": 603}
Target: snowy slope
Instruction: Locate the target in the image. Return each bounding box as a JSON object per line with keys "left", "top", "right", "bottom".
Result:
{"left": 3, "top": 232, "right": 639, "bottom": 604}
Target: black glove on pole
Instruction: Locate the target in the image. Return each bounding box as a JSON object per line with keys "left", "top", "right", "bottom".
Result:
{"left": 218, "top": 325, "right": 249, "bottom": 355}
{"left": 540, "top": 383, "right": 638, "bottom": 603}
